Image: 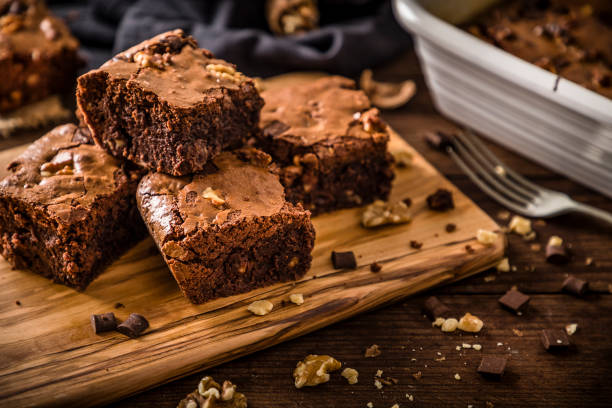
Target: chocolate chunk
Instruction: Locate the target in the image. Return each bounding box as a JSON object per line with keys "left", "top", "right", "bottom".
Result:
{"left": 424, "top": 131, "right": 453, "bottom": 151}
{"left": 541, "top": 329, "right": 570, "bottom": 351}
{"left": 546, "top": 243, "right": 569, "bottom": 264}
{"left": 445, "top": 223, "right": 456, "bottom": 233}
{"left": 370, "top": 262, "right": 382, "bottom": 273}
{"left": 116, "top": 313, "right": 149, "bottom": 338}
{"left": 426, "top": 189, "right": 454, "bottom": 211}
{"left": 331, "top": 251, "right": 357, "bottom": 269}
{"left": 477, "top": 356, "right": 507, "bottom": 378}
{"left": 562, "top": 275, "right": 588, "bottom": 296}
{"left": 498, "top": 289, "right": 530, "bottom": 313}
{"left": 402, "top": 197, "right": 412, "bottom": 207}
{"left": 423, "top": 296, "right": 451, "bottom": 320}
{"left": 91, "top": 312, "right": 118, "bottom": 334}
{"left": 410, "top": 240, "right": 423, "bottom": 249}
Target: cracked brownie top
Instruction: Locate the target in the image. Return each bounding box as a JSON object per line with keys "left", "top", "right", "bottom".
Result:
{"left": 88, "top": 29, "right": 254, "bottom": 108}
{"left": 260, "top": 76, "right": 390, "bottom": 148}
{"left": 137, "top": 148, "right": 288, "bottom": 241}
{"left": 0, "top": 124, "right": 139, "bottom": 224}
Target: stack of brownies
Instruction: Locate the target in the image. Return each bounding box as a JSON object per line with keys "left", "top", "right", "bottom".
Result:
{"left": 0, "top": 29, "right": 395, "bottom": 303}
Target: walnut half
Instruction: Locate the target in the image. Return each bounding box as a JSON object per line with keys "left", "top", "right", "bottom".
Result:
{"left": 293, "top": 354, "right": 342, "bottom": 388}
{"left": 177, "top": 376, "right": 247, "bottom": 408}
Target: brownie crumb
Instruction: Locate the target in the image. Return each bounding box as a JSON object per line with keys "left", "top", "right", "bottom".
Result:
{"left": 402, "top": 197, "right": 412, "bottom": 207}
{"left": 445, "top": 223, "right": 457, "bottom": 233}
{"left": 426, "top": 189, "right": 454, "bottom": 211}
{"left": 15, "top": 300, "right": 21, "bottom": 306}
{"left": 410, "top": 240, "right": 423, "bottom": 249}
{"left": 114, "top": 302, "right": 125, "bottom": 309}
{"left": 465, "top": 244, "right": 475, "bottom": 254}
{"left": 370, "top": 262, "right": 382, "bottom": 273}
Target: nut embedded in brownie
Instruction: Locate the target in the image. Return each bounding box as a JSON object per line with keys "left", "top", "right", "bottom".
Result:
{"left": 136, "top": 148, "right": 316, "bottom": 304}
{"left": 0, "top": 124, "right": 147, "bottom": 289}
{"left": 0, "top": 0, "right": 82, "bottom": 112}
{"left": 258, "top": 76, "right": 395, "bottom": 215}
{"left": 76, "top": 29, "right": 264, "bottom": 176}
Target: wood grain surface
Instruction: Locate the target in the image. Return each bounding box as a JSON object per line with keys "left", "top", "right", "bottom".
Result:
{"left": 0, "top": 74, "right": 505, "bottom": 407}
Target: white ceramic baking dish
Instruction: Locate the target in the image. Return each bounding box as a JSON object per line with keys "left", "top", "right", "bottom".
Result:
{"left": 392, "top": 0, "right": 612, "bottom": 198}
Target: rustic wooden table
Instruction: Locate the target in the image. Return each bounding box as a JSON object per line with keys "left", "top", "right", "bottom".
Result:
{"left": 2, "top": 50, "right": 611, "bottom": 408}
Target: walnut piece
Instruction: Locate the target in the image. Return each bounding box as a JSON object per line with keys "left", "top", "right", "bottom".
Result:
{"left": 476, "top": 229, "right": 498, "bottom": 246}
{"left": 206, "top": 63, "right": 243, "bottom": 84}
{"left": 133, "top": 51, "right": 166, "bottom": 69}
{"left": 393, "top": 150, "right": 413, "bottom": 168}
{"left": 364, "top": 344, "right": 381, "bottom": 358}
{"left": 548, "top": 235, "right": 563, "bottom": 247}
{"left": 341, "top": 367, "right": 359, "bottom": 385}
{"left": 360, "top": 69, "right": 417, "bottom": 109}
{"left": 178, "top": 376, "right": 247, "bottom": 408}
{"left": 509, "top": 215, "right": 532, "bottom": 236}
{"left": 441, "top": 318, "right": 458, "bottom": 332}
{"left": 458, "top": 313, "right": 484, "bottom": 333}
{"left": 496, "top": 258, "right": 510, "bottom": 272}
{"left": 293, "top": 354, "right": 341, "bottom": 388}
{"left": 202, "top": 187, "right": 226, "bottom": 206}
{"left": 40, "top": 158, "right": 74, "bottom": 177}
{"left": 289, "top": 293, "right": 304, "bottom": 305}
{"left": 247, "top": 300, "right": 273, "bottom": 316}
{"left": 361, "top": 200, "right": 411, "bottom": 228}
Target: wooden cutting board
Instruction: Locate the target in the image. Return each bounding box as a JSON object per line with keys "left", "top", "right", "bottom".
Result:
{"left": 0, "top": 73, "right": 505, "bottom": 407}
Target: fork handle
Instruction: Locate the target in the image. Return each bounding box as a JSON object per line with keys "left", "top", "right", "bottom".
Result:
{"left": 573, "top": 202, "right": 612, "bottom": 225}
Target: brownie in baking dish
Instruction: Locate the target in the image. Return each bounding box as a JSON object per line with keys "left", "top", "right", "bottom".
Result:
{"left": 0, "top": 0, "right": 81, "bottom": 112}
{"left": 136, "top": 148, "right": 315, "bottom": 304}
{"left": 77, "top": 29, "right": 264, "bottom": 176}
{"left": 0, "top": 124, "right": 147, "bottom": 289}
{"left": 465, "top": 0, "right": 612, "bottom": 99}
{"left": 258, "top": 76, "right": 394, "bottom": 215}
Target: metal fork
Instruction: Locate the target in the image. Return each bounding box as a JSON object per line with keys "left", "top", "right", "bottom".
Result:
{"left": 447, "top": 129, "right": 612, "bottom": 225}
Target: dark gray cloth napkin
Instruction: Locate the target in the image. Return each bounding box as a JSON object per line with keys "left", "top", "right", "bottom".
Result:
{"left": 53, "top": 0, "right": 412, "bottom": 77}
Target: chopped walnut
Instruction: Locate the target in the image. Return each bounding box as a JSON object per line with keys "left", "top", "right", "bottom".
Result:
{"left": 432, "top": 317, "right": 445, "bottom": 327}
{"left": 365, "top": 344, "right": 381, "bottom": 358}
{"left": 509, "top": 215, "right": 532, "bottom": 236}
{"left": 361, "top": 200, "right": 411, "bottom": 228}
{"left": 496, "top": 258, "right": 510, "bottom": 272}
{"left": 393, "top": 150, "right": 413, "bottom": 168}
{"left": 40, "top": 159, "right": 74, "bottom": 177}
{"left": 512, "top": 328, "right": 524, "bottom": 337}
{"left": 360, "top": 109, "right": 387, "bottom": 134}
{"left": 133, "top": 51, "right": 166, "bottom": 69}
{"left": 565, "top": 323, "right": 578, "bottom": 336}
{"left": 547, "top": 235, "right": 563, "bottom": 247}
{"left": 374, "top": 379, "right": 383, "bottom": 389}
{"left": 441, "top": 318, "right": 458, "bottom": 332}
{"left": 341, "top": 367, "right": 359, "bottom": 385}
{"left": 289, "top": 293, "right": 304, "bottom": 305}
{"left": 247, "top": 300, "right": 273, "bottom": 316}
{"left": 473, "top": 344, "right": 482, "bottom": 351}
{"left": 454, "top": 373, "right": 461, "bottom": 381}
{"left": 360, "top": 69, "right": 416, "bottom": 109}
{"left": 206, "top": 63, "right": 244, "bottom": 84}
{"left": 202, "top": 187, "right": 226, "bottom": 206}
{"left": 293, "top": 354, "right": 341, "bottom": 388}
{"left": 476, "top": 229, "right": 498, "bottom": 246}
{"left": 178, "top": 376, "right": 247, "bottom": 408}
{"left": 457, "top": 313, "right": 483, "bottom": 333}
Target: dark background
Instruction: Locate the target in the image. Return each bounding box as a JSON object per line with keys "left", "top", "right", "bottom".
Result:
{"left": 49, "top": 0, "right": 412, "bottom": 76}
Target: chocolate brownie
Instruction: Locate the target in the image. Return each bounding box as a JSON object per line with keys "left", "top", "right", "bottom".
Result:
{"left": 465, "top": 0, "right": 612, "bottom": 99}
{"left": 76, "top": 29, "right": 264, "bottom": 176}
{"left": 0, "top": 0, "right": 81, "bottom": 112}
{"left": 0, "top": 124, "right": 147, "bottom": 289}
{"left": 136, "top": 148, "right": 315, "bottom": 304}
{"left": 258, "top": 76, "right": 394, "bottom": 215}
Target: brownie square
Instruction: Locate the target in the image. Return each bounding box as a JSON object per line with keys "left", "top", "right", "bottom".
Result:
{"left": 0, "top": 0, "right": 81, "bottom": 112}
{"left": 76, "top": 29, "right": 264, "bottom": 176}
{"left": 136, "top": 148, "right": 315, "bottom": 304}
{"left": 258, "top": 76, "right": 394, "bottom": 215}
{"left": 0, "top": 124, "right": 147, "bottom": 289}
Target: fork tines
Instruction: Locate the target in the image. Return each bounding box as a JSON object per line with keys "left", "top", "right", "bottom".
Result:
{"left": 447, "top": 130, "right": 544, "bottom": 214}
